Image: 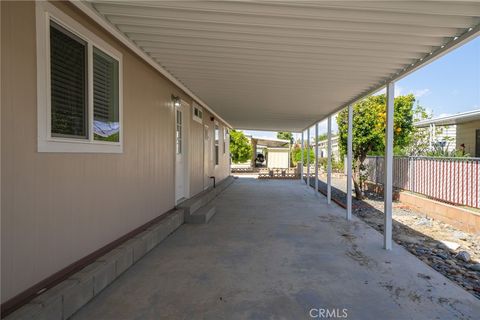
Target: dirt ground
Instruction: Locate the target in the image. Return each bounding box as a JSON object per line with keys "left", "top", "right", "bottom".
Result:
{"left": 360, "top": 192, "right": 479, "bottom": 260}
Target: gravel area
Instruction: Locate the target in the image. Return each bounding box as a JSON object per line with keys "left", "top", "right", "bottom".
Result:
{"left": 309, "top": 172, "right": 480, "bottom": 299}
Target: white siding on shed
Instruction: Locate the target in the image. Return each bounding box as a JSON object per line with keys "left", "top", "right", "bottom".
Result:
{"left": 267, "top": 149, "right": 289, "bottom": 169}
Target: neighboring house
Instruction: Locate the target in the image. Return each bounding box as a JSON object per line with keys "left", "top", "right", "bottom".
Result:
{"left": 414, "top": 109, "right": 480, "bottom": 157}
{"left": 2, "top": 1, "right": 231, "bottom": 307}
{"left": 313, "top": 135, "right": 340, "bottom": 161}
{"left": 247, "top": 136, "right": 290, "bottom": 168}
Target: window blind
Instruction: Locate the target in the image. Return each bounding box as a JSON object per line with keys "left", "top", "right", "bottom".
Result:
{"left": 50, "top": 21, "right": 87, "bottom": 138}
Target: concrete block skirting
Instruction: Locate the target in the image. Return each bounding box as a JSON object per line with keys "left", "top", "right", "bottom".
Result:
{"left": 6, "top": 209, "right": 185, "bottom": 320}
{"left": 99, "top": 246, "right": 133, "bottom": 277}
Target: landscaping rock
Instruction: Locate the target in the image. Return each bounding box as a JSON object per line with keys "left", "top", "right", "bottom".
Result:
{"left": 452, "top": 231, "right": 468, "bottom": 240}
{"left": 416, "top": 248, "right": 426, "bottom": 255}
{"left": 456, "top": 251, "right": 471, "bottom": 262}
{"left": 468, "top": 264, "right": 480, "bottom": 272}
{"left": 440, "top": 240, "right": 460, "bottom": 251}
{"left": 446, "top": 260, "right": 456, "bottom": 266}
{"left": 436, "top": 252, "right": 448, "bottom": 260}
{"left": 415, "top": 217, "right": 432, "bottom": 226}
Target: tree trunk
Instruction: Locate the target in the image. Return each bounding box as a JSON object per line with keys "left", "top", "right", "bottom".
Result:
{"left": 352, "top": 156, "right": 368, "bottom": 200}
{"left": 353, "top": 162, "right": 363, "bottom": 200}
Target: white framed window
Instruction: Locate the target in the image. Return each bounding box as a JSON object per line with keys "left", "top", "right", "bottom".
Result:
{"left": 192, "top": 103, "right": 203, "bottom": 124}
{"left": 36, "top": 2, "right": 123, "bottom": 153}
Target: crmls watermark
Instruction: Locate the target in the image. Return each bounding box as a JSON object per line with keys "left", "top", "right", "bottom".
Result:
{"left": 309, "top": 308, "right": 348, "bottom": 319}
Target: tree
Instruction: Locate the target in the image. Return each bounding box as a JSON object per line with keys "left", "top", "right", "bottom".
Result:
{"left": 277, "top": 131, "right": 294, "bottom": 144}
{"left": 401, "top": 104, "right": 469, "bottom": 158}
{"left": 291, "top": 143, "right": 315, "bottom": 165}
{"left": 229, "top": 130, "right": 253, "bottom": 164}
{"left": 399, "top": 103, "right": 432, "bottom": 156}
{"left": 337, "top": 94, "right": 415, "bottom": 199}
{"left": 315, "top": 133, "right": 328, "bottom": 142}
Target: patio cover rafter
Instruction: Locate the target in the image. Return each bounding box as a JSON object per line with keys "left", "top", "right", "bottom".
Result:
{"left": 75, "top": 0, "right": 480, "bottom": 132}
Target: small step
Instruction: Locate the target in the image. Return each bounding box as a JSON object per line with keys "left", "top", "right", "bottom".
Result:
{"left": 185, "top": 204, "right": 216, "bottom": 224}
{"left": 178, "top": 194, "right": 206, "bottom": 216}
{"left": 178, "top": 176, "right": 234, "bottom": 215}
{"left": 188, "top": 198, "right": 205, "bottom": 215}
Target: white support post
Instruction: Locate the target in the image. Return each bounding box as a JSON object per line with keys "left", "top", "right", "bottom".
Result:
{"left": 346, "top": 105, "right": 353, "bottom": 220}
{"left": 315, "top": 123, "right": 319, "bottom": 192}
{"left": 307, "top": 128, "right": 310, "bottom": 186}
{"left": 384, "top": 82, "right": 395, "bottom": 250}
{"left": 327, "top": 116, "right": 332, "bottom": 204}
{"left": 300, "top": 131, "right": 304, "bottom": 181}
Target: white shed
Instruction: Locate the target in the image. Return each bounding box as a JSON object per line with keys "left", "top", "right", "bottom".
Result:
{"left": 267, "top": 147, "right": 290, "bottom": 169}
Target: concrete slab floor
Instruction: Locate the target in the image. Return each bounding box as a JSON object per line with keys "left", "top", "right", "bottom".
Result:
{"left": 72, "top": 178, "right": 480, "bottom": 320}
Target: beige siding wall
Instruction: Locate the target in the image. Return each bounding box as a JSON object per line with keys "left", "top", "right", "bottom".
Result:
{"left": 188, "top": 107, "right": 231, "bottom": 194}
{"left": 204, "top": 111, "right": 215, "bottom": 189}
{"left": 213, "top": 116, "right": 231, "bottom": 184}
{"left": 1, "top": 1, "right": 230, "bottom": 303}
{"left": 189, "top": 112, "right": 205, "bottom": 196}
{"left": 456, "top": 120, "right": 480, "bottom": 156}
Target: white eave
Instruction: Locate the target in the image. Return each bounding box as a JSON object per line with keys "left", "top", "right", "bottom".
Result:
{"left": 414, "top": 109, "right": 480, "bottom": 127}
{"left": 73, "top": 1, "right": 480, "bottom": 132}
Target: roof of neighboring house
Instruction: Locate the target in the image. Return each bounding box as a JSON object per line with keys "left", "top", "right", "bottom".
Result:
{"left": 313, "top": 134, "right": 339, "bottom": 145}
{"left": 267, "top": 147, "right": 290, "bottom": 151}
{"left": 414, "top": 109, "right": 480, "bottom": 128}
{"left": 249, "top": 136, "right": 290, "bottom": 148}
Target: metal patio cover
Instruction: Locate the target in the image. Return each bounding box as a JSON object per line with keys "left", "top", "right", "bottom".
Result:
{"left": 88, "top": 1, "right": 480, "bottom": 131}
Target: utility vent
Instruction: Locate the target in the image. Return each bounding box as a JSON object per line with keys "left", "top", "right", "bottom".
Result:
{"left": 193, "top": 104, "right": 203, "bottom": 123}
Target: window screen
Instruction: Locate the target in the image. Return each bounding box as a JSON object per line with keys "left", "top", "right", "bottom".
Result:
{"left": 193, "top": 106, "right": 203, "bottom": 123}
{"left": 50, "top": 21, "right": 87, "bottom": 138}
{"left": 93, "top": 47, "right": 120, "bottom": 142}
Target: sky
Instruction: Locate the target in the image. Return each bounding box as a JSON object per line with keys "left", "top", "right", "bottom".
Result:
{"left": 243, "top": 36, "right": 480, "bottom": 140}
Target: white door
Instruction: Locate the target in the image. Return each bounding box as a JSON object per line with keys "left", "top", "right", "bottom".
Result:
{"left": 175, "top": 105, "right": 186, "bottom": 203}
{"left": 204, "top": 124, "right": 211, "bottom": 190}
